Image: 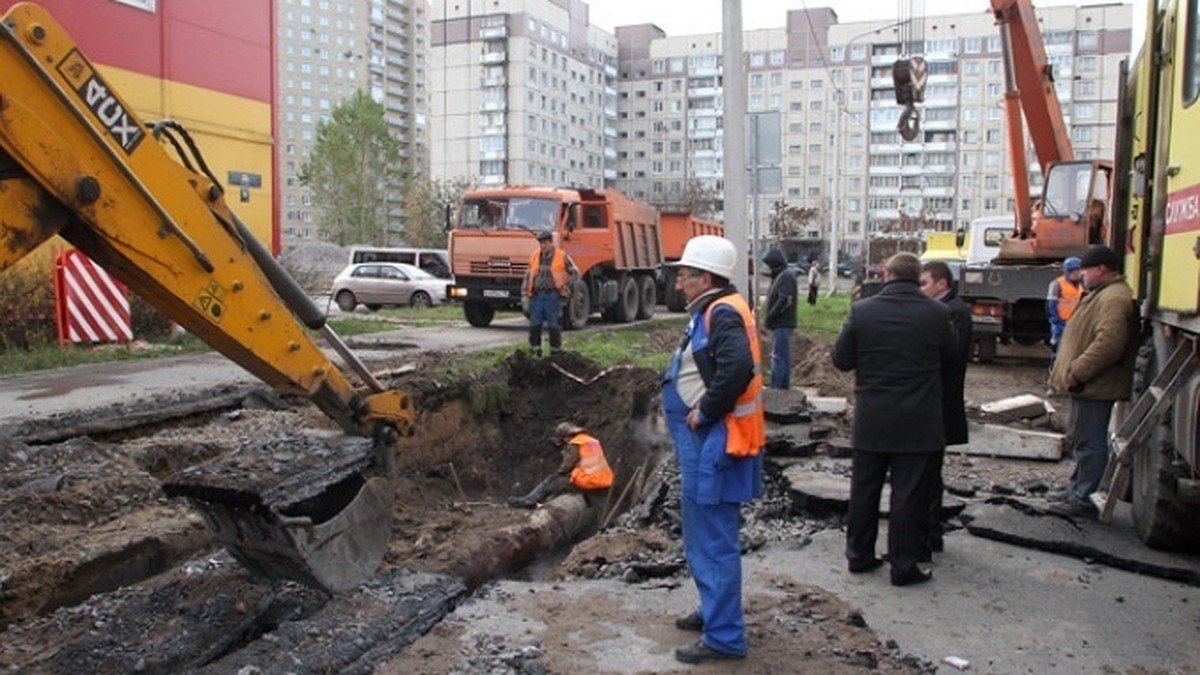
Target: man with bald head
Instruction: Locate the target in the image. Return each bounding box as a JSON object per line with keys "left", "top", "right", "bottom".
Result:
{"left": 833, "top": 253, "right": 957, "bottom": 586}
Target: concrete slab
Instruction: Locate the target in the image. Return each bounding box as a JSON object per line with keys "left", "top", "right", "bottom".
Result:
{"left": 809, "top": 396, "right": 849, "bottom": 415}
{"left": 979, "top": 394, "right": 1053, "bottom": 422}
{"left": 963, "top": 422, "right": 1065, "bottom": 461}
{"left": 962, "top": 498, "right": 1200, "bottom": 586}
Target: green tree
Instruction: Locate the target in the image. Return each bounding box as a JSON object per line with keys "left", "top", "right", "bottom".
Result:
{"left": 298, "top": 90, "right": 405, "bottom": 246}
{"left": 402, "top": 175, "right": 473, "bottom": 248}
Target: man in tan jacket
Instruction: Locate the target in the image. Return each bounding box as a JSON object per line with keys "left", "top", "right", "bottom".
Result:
{"left": 1048, "top": 244, "right": 1138, "bottom": 518}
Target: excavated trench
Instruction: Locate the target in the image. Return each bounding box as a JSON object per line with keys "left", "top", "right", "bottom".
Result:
{"left": 0, "top": 351, "right": 672, "bottom": 672}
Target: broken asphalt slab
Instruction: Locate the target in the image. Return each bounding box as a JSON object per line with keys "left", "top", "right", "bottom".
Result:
{"left": 962, "top": 498, "right": 1200, "bottom": 586}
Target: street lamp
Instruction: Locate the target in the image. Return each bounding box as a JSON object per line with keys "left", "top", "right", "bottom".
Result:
{"left": 829, "top": 20, "right": 906, "bottom": 293}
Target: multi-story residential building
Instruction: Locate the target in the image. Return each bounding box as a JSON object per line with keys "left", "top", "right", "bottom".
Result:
{"left": 612, "top": 4, "right": 1130, "bottom": 262}
{"left": 278, "top": 0, "right": 428, "bottom": 246}
{"left": 428, "top": 0, "right": 619, "bottom": 188}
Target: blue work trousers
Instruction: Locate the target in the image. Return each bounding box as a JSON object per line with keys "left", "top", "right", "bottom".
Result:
{"left": 528, "top": 292, "right": 562, "bottom": 351}
{"left": 664, "top": 387, "right": 748, "bottom": 656}
{"left": 1065, "top": 397, "right": 1115, "bottom": 507}
{"left": 769, "top": 327, "right": 793, "bottom": 389}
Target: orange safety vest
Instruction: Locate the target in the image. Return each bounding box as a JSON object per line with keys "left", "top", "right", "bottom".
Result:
{"left": 526, "top": 248, "right": 570, "bottom": 295}
{"left": 568, "top": 433, "right": 613, "bottom": 490}
{"left": 703, "top": 295, "right": 766, "bottom": 458}
{"left": 1055, "top": 276, "right": 1082, "bottom": 321}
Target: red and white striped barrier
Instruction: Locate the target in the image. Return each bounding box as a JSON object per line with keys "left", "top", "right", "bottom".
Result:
{"left": 53, "top": 249, "right": 132, "bottom": 344}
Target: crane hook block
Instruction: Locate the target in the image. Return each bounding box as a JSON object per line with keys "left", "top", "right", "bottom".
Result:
{"left": 898, "top": 104, "right": 921, "bottom": 141}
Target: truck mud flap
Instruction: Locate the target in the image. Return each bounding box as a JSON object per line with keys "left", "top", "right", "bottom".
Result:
{"left": 162, "top": 435, "right": 394, "bottom": 593}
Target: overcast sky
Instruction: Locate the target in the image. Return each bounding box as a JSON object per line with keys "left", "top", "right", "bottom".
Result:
{"left": 588, "top": 0, "right": 1142, "bottom": 46}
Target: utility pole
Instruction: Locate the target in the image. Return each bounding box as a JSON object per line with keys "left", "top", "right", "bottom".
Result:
{"left": 722, "top": 0, "right": 748, "bottom": 301}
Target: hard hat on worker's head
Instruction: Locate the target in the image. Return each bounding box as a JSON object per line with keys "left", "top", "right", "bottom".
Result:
{"left": 677, "top": 235, "right": 737, "bottom": 280}
{"left": 536, "top": 231, "right": 553, "bottom": 242}
{"left": 1062, "top": 257, "right": 1082, "bottom": 272}
{"left": 555, "top": 421, "right": 585, "bottom": 438}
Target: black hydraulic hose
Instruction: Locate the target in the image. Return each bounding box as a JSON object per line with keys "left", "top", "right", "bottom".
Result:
{"left": 230, "top": 212, "right": 327, "bottom": 330}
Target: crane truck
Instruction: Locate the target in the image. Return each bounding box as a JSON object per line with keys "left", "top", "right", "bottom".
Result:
{"left": 447, "top": 186, "right": 663, "bottom": 329}
{"left": 957, "top": 0, "right": 1113, "bottom": 362}
{"left": 0, "top": 3, "right": 413, "bottom": 592}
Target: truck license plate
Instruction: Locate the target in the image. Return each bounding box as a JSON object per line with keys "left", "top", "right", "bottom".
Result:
{"left": 483, "top": 290, "right": 509, "bottom": 298}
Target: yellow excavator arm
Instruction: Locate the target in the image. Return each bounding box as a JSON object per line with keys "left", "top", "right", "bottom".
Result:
{"left": 0, "top": 3, "right": 411, "bottom": 592}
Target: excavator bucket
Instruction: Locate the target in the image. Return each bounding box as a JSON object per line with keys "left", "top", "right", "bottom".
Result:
{"left": 163, "top": 434, "right": 395, "bottom": 593}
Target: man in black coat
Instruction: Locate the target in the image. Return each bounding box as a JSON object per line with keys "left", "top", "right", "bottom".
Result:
{"left": 763, "top": 249, "right": 798, "bottom": 389}
{"left": 920, "top": 260, "right": 973, "bottom": 555}
{"left": 833, "top": 253, "right": 956, "bottom": 586}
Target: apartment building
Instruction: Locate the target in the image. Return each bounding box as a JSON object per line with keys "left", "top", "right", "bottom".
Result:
{"left": 612, "top": 4, "right": 1131, "bottom": 262}
{"left": 278, "top": 0, "right": 428, "bottom": 245}
{"left": 428, "top": 0, "right": 619, "bottom": 188}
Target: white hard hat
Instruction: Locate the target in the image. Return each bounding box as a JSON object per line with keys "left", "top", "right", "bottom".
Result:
{"left": 677, "top": 235, "right": 737, "bottom": 280}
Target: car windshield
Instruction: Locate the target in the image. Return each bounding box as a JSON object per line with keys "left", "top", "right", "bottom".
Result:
{"left": 459, "top": 197, "right": 559, "bottom": 235}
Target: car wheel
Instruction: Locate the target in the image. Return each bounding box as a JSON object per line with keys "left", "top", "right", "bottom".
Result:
{"left": 335, "top": 290, "right": 357, "bottom": 312}
{"left": 410, "top": 291, "right": 432, "bottom": 308}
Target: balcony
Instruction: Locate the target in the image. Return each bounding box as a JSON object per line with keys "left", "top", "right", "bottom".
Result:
{"left": 869, "top": 208, "right": 901, "bottom": 219}
{"left": 480, "top": 149, "right": 507, "bottom": 161}
{"left": 870, "top": 76, "right": 892, "bottom": 88}
{"left": 604, "top": 64, "right": 617, "bottom": 79}
{"left": 604, "top": 168, "right": 618, "bottom": 180}
{"left": 479, "top": 100, "right": 506, "bottom": 112}
{"left": 867, "top": 165, "right": 901, "bottom": 175}
{"left": 690, "top": 128, "right": 718, "bottom": 139}
{"left": 479, "top": 174, "right": 505, "bottom": 185}
{"left": 604, "top": 106, "right": 617, "bottom": 118}
{"left": 604, "top": 125, "right": 617, "bottom": 139}
{"left": 480, "top": 26, "right": 508, "bottom": 40}
{"left": 693, "top": 147, "right": 720, "bottom": 158}
{"left": 603, "top": 147, "right": 617, "bottom": 159}
{"left": 922, "top": 186, "right": 955, "bottom": 197}
{"left": 480, "top": 51, "right": 507, "bottom": 65}
{"left": 923, "top": 118, "right": 957, "bottom": 131}
{"left": 688, "top": 106, "right": 721, "bottom": 117}
{"left": 690, "top": 65, "right": 719, "bottom": 78}
{"left": 688, "top": 86, "right": 720, "bottom": 98}
{"left": 482, "top": 75, "right": 506, "bottom": 87}
{"left": 922, "top": 141, "right": 956, "bottom": 153}
{"left": 480, "top": 124, "right": 507, "bottom": 136}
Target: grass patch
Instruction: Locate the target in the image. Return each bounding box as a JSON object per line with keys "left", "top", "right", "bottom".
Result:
{"left": 561, "top": 317, "right": 685, "bottom": 371}
{"left": 801, "top": 292, "right": 852, "bottom": 342}
{"left": 0, "top": 335, "right": 209, "bottom": 376}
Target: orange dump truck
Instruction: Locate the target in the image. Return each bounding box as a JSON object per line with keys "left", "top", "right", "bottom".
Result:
{"left": 448, "top": 186, "right": 662, "bottom": 329}
{"left": 659, "top": 212, "right": 725, "bottom": 311}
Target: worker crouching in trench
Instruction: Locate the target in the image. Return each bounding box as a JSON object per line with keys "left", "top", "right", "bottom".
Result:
{"left": 507, "top": 422, "right": 613, "bottom": 511}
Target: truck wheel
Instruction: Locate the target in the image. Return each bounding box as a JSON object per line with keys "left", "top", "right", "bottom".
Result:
{"left": 1131, "top": 340, "right": 1200, "bottom": 550}
{"left": 976, "top": 336, "right": 997, "bottom": 364}
{"left": 636, "top": 275, "right": 657, "bottom": 320}
{"left": 335, "top": 291, "right": 357, "bottom": 313}
{"left": 464, "top": 301, "right": 495, "bottom": 327}
{"left": 613, "top": 276, "right": 638, "bottom": 323}
{"left": 564, "top": 280, "right": 589, "bottom": 330}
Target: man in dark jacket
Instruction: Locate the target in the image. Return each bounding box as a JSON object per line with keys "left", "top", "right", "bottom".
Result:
{"left": 763, "top": 248, "right": 798, "bottom": 389}
{"left": 833, "top": 253, "right": 955, "bottom": 586}
{"left": 1048, "top": 244, "right": 1137, "bottom": 519}
{"left": 919, "top": 260, "right": 972, "bottom": 555}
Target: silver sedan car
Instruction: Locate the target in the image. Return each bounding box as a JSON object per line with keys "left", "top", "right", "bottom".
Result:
{"left": 331, "top": 262, "right": 447, "bottom": 311}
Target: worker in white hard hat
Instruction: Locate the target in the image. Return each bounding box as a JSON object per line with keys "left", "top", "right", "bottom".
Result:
{"left": 661, "top": 235, "right": 764, "bottom": 665}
